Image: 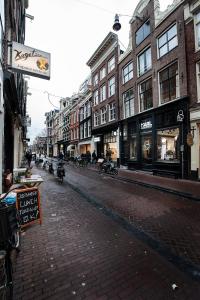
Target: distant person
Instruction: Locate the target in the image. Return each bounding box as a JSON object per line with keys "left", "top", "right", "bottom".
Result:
{"left": 58, "top": 152, "right": 64, "bottom": 160}
{"left": 92, "top": 150, "right": 97, "bottom": 164}
{"left": 106, "top": 148, "right": 112, "bottom": 161}
{"left": 25, "top": 151, "right": 32, "bottom": 167}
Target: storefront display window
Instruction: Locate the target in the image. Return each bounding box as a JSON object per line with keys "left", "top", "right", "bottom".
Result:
{"left": 157, "top": 128, "right": 180, "bottom": 162}
{"left": 141, "top": 135, "right": 152, "bottom": 162}
{"left": 130, "top": 137, "right": 137, "bottom": 160}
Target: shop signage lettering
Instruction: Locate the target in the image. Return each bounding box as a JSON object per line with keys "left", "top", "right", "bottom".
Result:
{"left": 14, "top": 49, "right": 42, "bottom": 61}
{"left": 140, "top": 120, "right": 152, "bottom": 130}
{"left": 16, "top": 187, "right": 42, "bottom": 227}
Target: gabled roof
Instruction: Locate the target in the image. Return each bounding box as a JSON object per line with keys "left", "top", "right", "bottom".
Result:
{"left": 86, "top": 32, "right": 118, "bottom": 67}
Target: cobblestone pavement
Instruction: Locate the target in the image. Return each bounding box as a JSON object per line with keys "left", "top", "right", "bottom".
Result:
{"left": 12, "top": 165, "right": 200, "bottom": 299}
{"left": 59, "top": 164, "right": 200, "bottom": 274}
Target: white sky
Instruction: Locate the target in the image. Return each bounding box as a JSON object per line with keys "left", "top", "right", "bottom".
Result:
{"left": 25, "top": 0, "right": 173, "bottom": 143}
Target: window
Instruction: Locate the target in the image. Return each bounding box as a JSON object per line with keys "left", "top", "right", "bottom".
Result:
{"left": 108, "top": 56, "right": 115, "bottom": 73}
{"left": 157, "top": 128, "right": 180, "bottom": 162}
{"left": 88, "top": 119, "right": 91, "bottom": 136}
{"left": 100, "top": 84, "right": 106, "bottom": 102}
{"left": 139, "top": 78, "right": 153, "bottom": 112}
{"left": 93, "top": 90, "right": 99, "bottom": 106}
{"left": 108, "top": 77, "right": 115, "bottom": 97}
{"left": 122, "top": 62, "right": 133, "bottom": 84}
{"left": 100, "top": 66, "right": 106, "bottom": 80}
{"left": 101, "top": 107, "right": 106, "bottom": 124}
{"left": 84, "top": 122, "right": 88, "bottom": 138}
{"left": 94, "top": 112, "right": 99, "bottom": 127}
{"left": 196, "top": 62, "right": 200, "bottom": 102}
{"left": 158, "top": 24, "right": 178, "bottom": 58}
{"left": 93, "top": 73, "right": 98, "bottom": 86}
{"left": 138, "top": 47, "right": 151, "bottom": 76}
{"left": 195, "top": 12, "right": 200, "bottom": 49}
{"left": 130, "top": 137, "right": 137, "bottom": 160}
{"left": 159, "top": 62, "right": 179, "bottom": 104}
{"left": 109, "top": 103, "right": 116, "bottom": 121}
{"left": 123, "top": 89, "right": 134, "bottom": 118}
{"left": 80, "top": 107, "right": 84, "bottom": 121}
{"left": 136, "top": 20, "right": 151, "bottom": 46}
{"left": 80, "top": 124, "right": 84, "bottom": 139}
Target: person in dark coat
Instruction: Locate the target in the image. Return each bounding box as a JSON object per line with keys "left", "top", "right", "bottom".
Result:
{"left": 92, "top": 150, "right": 97, "bottom": 164}
{"left": 25, "top": 151, "right": 32, "bottom": 167}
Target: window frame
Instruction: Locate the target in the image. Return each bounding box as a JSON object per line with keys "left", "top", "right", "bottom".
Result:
{"left": 195, "top": 11, "right": 200, "bottom": 51}
{"left": 108, "top": 76, "right": 115, "bottom": 97}
{"left": 157, "top": 23, "right": 178, "bottom": 58}
{"left": 137, "top": 47, "right": 152, "bottom": 77}
{"left": 93, "top": 73, "right": 98, "bottom": 86}
{"left": 100, "top": 66, "right": 106, "bottom": 80}
{"left": 100, "top": 84, "right": 106, "bottom": 102}
{"left": 123, "top": 89, "right": 134, "bottom": 118}
{"left": 122, "top": 61, "right": 133, "bottom": 84}
{"left": 138, "top": 77, "right": 153, "bottom": 112}
{"left": 100, "top": 107, "right": 107, "bottom": 124}
{"left": 196, "top": 62, "right": 200, "bottom": 102}
{"left": 109, "top": 103, "right": 116, "bottom": 121}
{"left": 135, "top": 19, "right": 151, "bottom": 46}
{"left": 93, "top": 89, "right": 99, "bottom": 106}
{"left": 108, "top": 56, "right": 115, "bottom": 73}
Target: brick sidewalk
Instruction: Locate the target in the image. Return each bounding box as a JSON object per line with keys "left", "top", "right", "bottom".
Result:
{"left": 13, "top": 169, "right": 200, "bottom": 300}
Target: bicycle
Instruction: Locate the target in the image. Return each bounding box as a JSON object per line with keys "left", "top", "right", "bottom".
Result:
{"left": 0, "top": 185, "right": 24, "bottom": 299}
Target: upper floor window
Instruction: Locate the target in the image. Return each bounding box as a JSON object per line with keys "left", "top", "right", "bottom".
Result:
{"left": 109, "top": 103, "right": 116, "bottom": 121}
{"left": 108, "top": 56, "right": 115, "bottom": 73}
{"left": 100, "top": 84, "right": 106, "bottom": 102}
{"left": 136, "top": 20, "right": 151, "bottom": 46}
{"left": 101, "top": 107, "right": 107, "bottom": 124}
{"left": 195, "top": 12, "right": 200, "bottom": 50}
{"left": 80, "top": 107, "right": 84, "bottom": 121}
{"left": 139, "top": 78, "right": 153, "bottom": 112}
{"left": 157, "top": 24, "right": 178, "bottom": 58}
{"left": 93, "top": 73, "right": 98, "bottom": 86}
{"left": 108, "top": 76, "right": 115, "bottom": 97}
{"left": 138, "top": 47, "right": 152, "bottom": 77}
{"left": 94, "top": 112, "right": 99, "bottom": 127}
{"left": 122, "top": 62, "right": 133, "bottom": 84}
{"left": 196, "top": 62, "right": 200, "bottom": 102}
{"left": 123, "top": 89, "right": 134, "bottom": 118}
{"left": 88, "top": 119, "right": 91, "bottom": 136}
{"left": 100, "top": 66, "right": 106, "bottom": 80}
{"left": 93, "top": 90, "right": 99, "bottom": 106}
{"left": 159, "top": 62, "right": 179, "bottom": 104}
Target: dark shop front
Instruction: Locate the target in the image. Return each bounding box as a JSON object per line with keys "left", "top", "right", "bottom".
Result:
{"left": 120, "top": 98, "right": 189, "bottom": 178}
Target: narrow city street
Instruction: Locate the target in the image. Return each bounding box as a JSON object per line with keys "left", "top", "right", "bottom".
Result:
{"left": 13, "top": 164, "right": 200, "bottom": 300}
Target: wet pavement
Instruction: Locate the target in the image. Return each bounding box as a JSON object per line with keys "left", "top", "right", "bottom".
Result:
{"left": 13, "top": 164, "right": 200, "bottom": 299}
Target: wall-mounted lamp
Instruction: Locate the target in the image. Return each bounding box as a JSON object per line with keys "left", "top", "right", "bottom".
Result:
{"left": 25, "top": 13, "right": 34, "bottom": 21}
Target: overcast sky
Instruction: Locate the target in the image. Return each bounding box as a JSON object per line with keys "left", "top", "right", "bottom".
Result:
{"left": 25, "top": 0, "right": 172, "bottom": 143}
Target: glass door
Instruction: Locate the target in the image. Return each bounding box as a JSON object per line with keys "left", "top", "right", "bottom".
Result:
{"left": 141, "top": 134, "right": 152, "bottom": 163}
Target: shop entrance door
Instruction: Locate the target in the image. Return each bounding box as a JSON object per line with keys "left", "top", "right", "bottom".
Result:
{"left": 141, "top": 134, "right": 152, "bottom": 167}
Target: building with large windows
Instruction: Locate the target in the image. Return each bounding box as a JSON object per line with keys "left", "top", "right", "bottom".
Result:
{"left": 118, "top": 0, "right": 189, "bottom": 177}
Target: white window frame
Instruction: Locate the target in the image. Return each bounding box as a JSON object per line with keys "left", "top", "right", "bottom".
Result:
{"left": 123, "top": 89, "right": 134, "bottom": 118}
{"left": 109, "top": 103, "right": 116, "bottom": 121}
{"left": 108, "top": 56, "right": 115, "bottom": 73}
{"left": 93, "top": 90, "right": 99, "bottom": 106}
{"left": 158, "top": 61, "right": 179, "bottom": 105}
{"left": 100, "top": 66, "right": 106, "bottom": 80}
{"left": 195, "top": 11, "right": 200, "bottom": 51}
{"left": 137, "top": 47, "right": 152, "bottom": 77}
{"left": 94, "top": 112, "right": 99, "bottom": 127}
{"left": 138, "top": 77, "right": 153, "bottom": 112}
{"left": 108, "top": 76, "right": 115, "bottom": 97}
{"left": 196, "top": 62, "right": 200, "bottom": 102}
{"left": 122, "top": 62, "right": 133, "bottom": 84}
{"left": 100, "top": 84, "right": 106, "bottom": 102}
{"left": 157, "top": 23, "right": 178, "bottom": 58}
{"left": 93, "top": 73, "right": 98, "bottom": 86}
{"left": 101, "top": 107, "right": 106, "bottom": 124}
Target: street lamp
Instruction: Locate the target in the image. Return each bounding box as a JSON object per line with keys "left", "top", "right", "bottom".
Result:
{"left": 177, "top": 110, "right": 184, "bottom": 179}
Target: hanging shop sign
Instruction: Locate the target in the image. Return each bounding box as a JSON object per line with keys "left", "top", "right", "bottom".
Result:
{"left": 11, "top": 42, "right": 51, "bottom": 80}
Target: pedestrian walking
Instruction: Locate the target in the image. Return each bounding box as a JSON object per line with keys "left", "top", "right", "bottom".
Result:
{"left": 25, "top": 151, "right": 32, "bottom": 167}
{"left": 92, "top": 150, "right": 97, "bottom": 164}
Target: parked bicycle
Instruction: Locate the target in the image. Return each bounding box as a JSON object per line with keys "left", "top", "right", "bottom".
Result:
{"left": 56, "top": 160, "right": 65, "bottom": 183}
{"left": 98, "top": 159, "right": 118, "bottom": 175}
{"left": 0, "top": 185, "right": 24, "bottom": 300}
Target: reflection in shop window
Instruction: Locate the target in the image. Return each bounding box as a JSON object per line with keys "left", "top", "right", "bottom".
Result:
{"left": 157, "top": 128, "right": 180, "bottom": 162}
{"left": 130, "top": 137, "right": 137, "bottom": 160}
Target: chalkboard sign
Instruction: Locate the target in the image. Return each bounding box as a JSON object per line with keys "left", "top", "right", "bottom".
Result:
{"left": 16, "top": 187, "right": 42, "bottom": 227}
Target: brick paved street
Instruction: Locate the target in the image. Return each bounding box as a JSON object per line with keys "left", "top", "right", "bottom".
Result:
{"left": 13, "top": 166, "right": 200, "bottom": 299}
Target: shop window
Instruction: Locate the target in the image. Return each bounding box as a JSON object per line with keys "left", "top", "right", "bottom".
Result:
{"left": 136, "top": 20, "right": 151, "bottom": 46}
{"left": 122, "top": 62, "right": 133, "bottom": 84}
{"left": 157, "top": 24, "right": 178, "bottom": 58}
{"left": 159, "top": 62, "right": 179, "bottom": 104}
{"left": 123, "top": 89, "right": 134, "bottom": 118}
{"left": 130, "top": 137, "right": 137, "bottom": 160}
{"left": 139, "top": 78, "right": 153, "bottom": 112}
{"left": 138, "top": 47, "right": 152, "bottom": 77}
{"left": 157, "top": 128, "right": 180, "bottom": 162}
{"left": 141, "top": 135, "right": 152, "bottom": 162}
{"left": 104, "top": 132, "right": 117, "bottom": 143}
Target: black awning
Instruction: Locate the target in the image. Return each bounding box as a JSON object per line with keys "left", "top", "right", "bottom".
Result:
{"left": 92, "top": 122, "right": 118, "bottom": 135}
{"left": 3, "top": 70, "right": 20, "bottom": 114}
